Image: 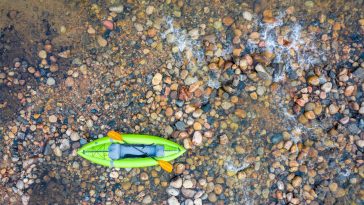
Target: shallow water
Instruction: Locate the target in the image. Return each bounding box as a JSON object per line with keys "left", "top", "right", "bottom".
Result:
{"left": 1, "top": 0, "right": 363, "bottom": 204}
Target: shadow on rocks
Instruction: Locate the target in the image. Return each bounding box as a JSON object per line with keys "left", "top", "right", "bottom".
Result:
{"left": 0, "top": 85, "right": 21, "bottom": 124}
{"left": 27, "top": 162, "right": 81, "bottom": 205}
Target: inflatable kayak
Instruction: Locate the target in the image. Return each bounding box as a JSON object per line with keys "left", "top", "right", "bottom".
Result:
{"left": 77, "top": 134, "right": 186, "bottom": 168}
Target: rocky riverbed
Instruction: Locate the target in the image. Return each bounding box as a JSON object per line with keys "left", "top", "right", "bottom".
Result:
{"left": 0, "top": 0, "right": 363, "bottom": 204}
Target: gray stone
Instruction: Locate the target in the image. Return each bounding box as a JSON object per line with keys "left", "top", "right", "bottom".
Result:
{"left": 194, "top": 190, "right": 205, "bottom": 199}
{"left": 348, "top": 123, "right": 361, "bottom": 134}
{"left": 44, "top": 143, "right": 52, "bottom": 155}
{"left": 175, "top": 121, "right": 186, "bottom": 131}
{"left": 72, "top": 162, "right": 80, "bottom": 169}
{"left": 181, "top": 188, "right": 196, "bottom": 198}
{"left": 257, "top": 86, "right": 266, "bottom": 96}
{"left": 353, "top": 68, "right": 364, "bottom": 79}
{"left": 16, "top": 180, "right": 24, "bottom": 190}
{"left": 17, "top": 132, "right": 25, "bottom": 140}
{"left": 184, "top": 76, "right": 198, "bottom": 85}
{"left": 72, "top": 58, "right": 82, "bottom": 65}
{"left": 271, "top": 133, "right": 283, "bottom": 144}
{"left": 166, "top": 187, "right": 180, "bottom": 196}
{"left": 59, "top": 139, "right": 70, "bottom": 151}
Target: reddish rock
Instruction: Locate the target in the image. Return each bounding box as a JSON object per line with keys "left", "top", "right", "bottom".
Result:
{"left": 344, "top": 85, "right": 355, "bottom": 96}
{"left": 222, "top": 16, "right": 234, "bottom": 26}
{"left": 103, "top": 20, "right": 114, "bottom": 30}
{"left": 65, "top": 77, "right": 74, "bottom": 87}
{"left": 179, "top": 86, "right": 192, "bottom": 101}
{"left": 295, "top": 98, "right": 306, "bottom": 107}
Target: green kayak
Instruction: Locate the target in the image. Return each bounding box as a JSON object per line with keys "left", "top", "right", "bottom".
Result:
{"left": 77, "top": 134, "right": 186, "bottom": 168}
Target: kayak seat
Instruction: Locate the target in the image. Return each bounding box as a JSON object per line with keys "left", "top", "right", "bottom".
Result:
{"left": 108, "top": 144, "right": 164, "bottom": 160}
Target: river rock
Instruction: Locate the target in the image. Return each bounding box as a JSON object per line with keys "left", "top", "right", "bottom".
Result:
{"left": 321, "top": 82, "right": 332, "bottom": 92}
{"left": 167, "top": 196, "right": 180, "bottom": 205}
{"left": 307, "top": 75, "right": 320, "bottom": 86}
{"left": 48, "top": 115, "right": 57, "bottom": 123}
{"left": 170, "top": 177, "right": 183, "bottom": 188}
{"left": 70, "top": 132, "right": 80, "bottom": 141}
{"left": 166, "top": 187, "right": 180, "bottom": 196}
{"left": 192, "top": 131, "right": 202, "bottom": 146}
{"left": 97, "top": 36, "right": 107, "bottom": 47}
{"left": 183, "top": 179, "right": 194, "bottom": 188}
{"left": 243, "top": 11, "right": 253, "bottom": 21}
{"left": 271, "top": 133, "right": 283, "bottom": 144}
{"left": 47, "top": 77, "right": 56, "bottom": 86}
{"left": 152, "top": 73, "right": 162, "bottom": 85}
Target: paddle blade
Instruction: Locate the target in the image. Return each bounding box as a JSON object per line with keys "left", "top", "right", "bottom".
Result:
{"left": 107, "top": 130, "right": 123, "bottom": 141}
{"left": 158, "top": 160, "right": 173, "bottom": 173}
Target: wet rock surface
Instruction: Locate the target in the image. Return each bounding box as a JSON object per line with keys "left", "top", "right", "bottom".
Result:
{"left": 0, "top": 0, "right": 364, "bottom": 204}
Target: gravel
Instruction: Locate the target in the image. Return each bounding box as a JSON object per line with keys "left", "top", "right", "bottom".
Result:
{"left": 1, "top": 1, "right": 363, "bottom": 205}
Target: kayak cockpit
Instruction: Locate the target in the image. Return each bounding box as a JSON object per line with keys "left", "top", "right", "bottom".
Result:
{"left": 108, "top": 144, "right": 164, "bottom": 160}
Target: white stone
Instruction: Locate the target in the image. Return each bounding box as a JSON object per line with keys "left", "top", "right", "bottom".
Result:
{"left": 359, "top": 106, "right": 364, "bottom": 114}
{"left": 16, "top": 180, "right": 24, "bottom": 190}
{"left": 70, "top": 132, "right": 80, "bottom": 141}
{"left": 243, "top": 11, "right": 253, "bottom": 21}
{"left": 255, "top": 64, "right": 268, "bottom": 74}
{"left": 152, "top": 73, "right": 163, "bottom": 85}
{"left": 86, "top": 119, "right": 93, "bottom": 128}
{"left": 188, "top": 28, "right": 199, "bottom": 40}
{"left": 194, "top": 198, "right": 202, "bottom": 205}
{"left": 257, "top": 86, "right": 266, "bottom": 96}
{"left": 142, "top": 195, "right": 152, "bottom": 204}
{"left": 54, "top": 147, "right": 62, "bottom": 157}
{"left": 192, "top": 131, "right": 202, "bottom": 146}
{"left": 146, "top": 6, "right": 154, "bottom": 15}
{"left": 170, "top": 177, "right": 183, "bottom": 188}
{"left": 221, "top": 101, "right": 233, "bottom": 110}
{"left": 356, "top": 140, "right": 364, "bottom": 148}
{"left": 38, "top": 50, "right": 47, "bottom": 59}
{"left": 134, "top": 23, "right": 144, "bottom": 32}
{"left": 48, "top": 115, "right": 57, "bottom": 123}
{"left": 167, "top": 196, "right": 180, "bottom": 205}
{"left": 166, "top": 33, "right": 175, "bottom": 43}
{"left": 110, "top": 171, "right": 119, "bottom": 179}
{"left": 22, "top": 195, "right": 30, "bottom": 205}
{"left": 183, "top": 179, "right": 194, "bottom": 189}
{"left": 47, "top": 78, "right": 56, "bottom": 86}
{"left": 166, "top": 187, "right": 180, "bottom": 196}
{"left": 184, "top": 199, "right": 194, "bottom": 205}
{"left": 109, "top": 5, "right": 124, "bottom": 13}
{"left": 321, "top": 82, "right": 332, "bottom": 92}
